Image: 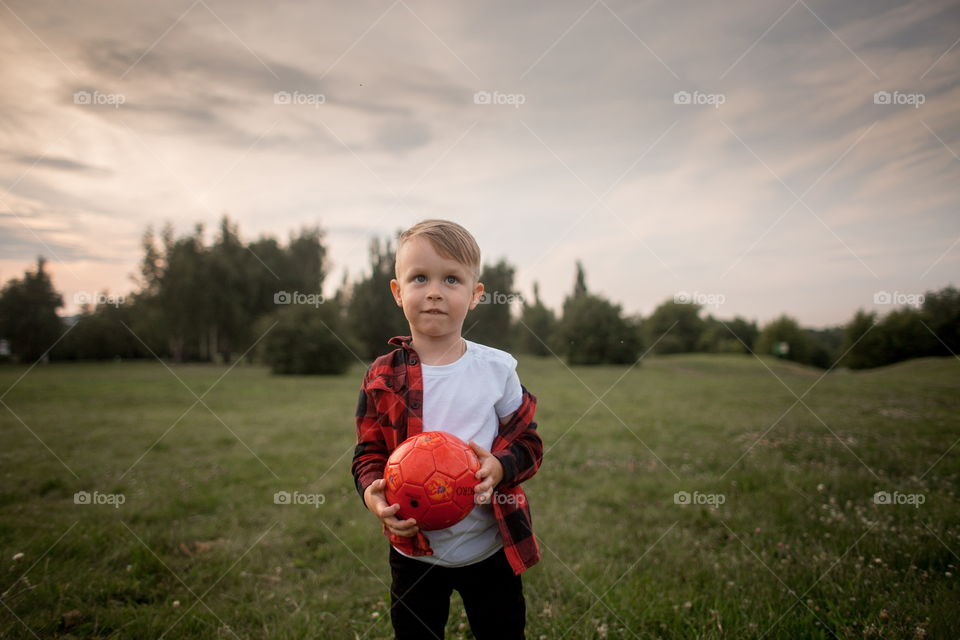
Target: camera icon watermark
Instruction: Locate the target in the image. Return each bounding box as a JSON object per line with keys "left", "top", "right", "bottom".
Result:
{"left": 673, "top": 90, "right": 725, "bottom": 109}
{"left": 274, "top": 290, "right": 325, "bottom": 307}
{"left": 873, "top": 291, "right": 924, "bottom": 307}
{"left": 473, "top": 90, "right": 526, "bottom": 109}
{"left": 274, "top": 91, "right": 326, "bottom": 108}
{"left": 74, "top": 490, "right": 126, "bottom": 509}
{"left": 673, "top": 290, "right": 726, "bottom": 308}
{"left": 873, "top": 91, "right": 924, "bottom": 108}
{"left": 274, "top": 490, "right": 325, "bottom": 508}
{"left": 873, "top": 490, "right": 924, "bottom": 508}
{"left": 73, "top": 90, "right": 126, "bottom": 109}
{"left": 674, "top": 490, "right": 726, "bottom": 506}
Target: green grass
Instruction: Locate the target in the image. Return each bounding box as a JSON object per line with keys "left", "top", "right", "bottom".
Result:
{"left": 0, "top": 354, "right": 957, "bottom": 639}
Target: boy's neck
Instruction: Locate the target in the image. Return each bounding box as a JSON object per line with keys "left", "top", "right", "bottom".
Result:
{"left": 409, "top": 333, "right": 467, "bottom": 366}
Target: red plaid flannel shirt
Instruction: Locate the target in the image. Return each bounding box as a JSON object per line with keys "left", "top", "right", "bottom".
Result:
{"left": 351, "top": 335, "right": 543, "bottom": 575}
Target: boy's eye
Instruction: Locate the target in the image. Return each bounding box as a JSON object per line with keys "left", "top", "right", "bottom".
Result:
{"left": 412, "top": 274, "right": 458, "bottom": 284}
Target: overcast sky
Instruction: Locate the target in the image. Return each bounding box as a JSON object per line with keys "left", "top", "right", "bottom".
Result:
{"left": 1, "top": 0, "right": 958, "bottom": 327}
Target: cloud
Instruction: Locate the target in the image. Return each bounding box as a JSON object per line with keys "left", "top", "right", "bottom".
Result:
{"left": 10, "top": 154, "right": 110, "bottom": 174}
{"left": 0, "top": 0, "right": 956, "bottom": 322}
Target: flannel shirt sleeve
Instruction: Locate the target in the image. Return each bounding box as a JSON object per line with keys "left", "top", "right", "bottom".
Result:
{"left": 493, "top": 389, "right": 543, "bottom": 490}
{"left": 350, "top": 367, "right": 388, "bottom": 505}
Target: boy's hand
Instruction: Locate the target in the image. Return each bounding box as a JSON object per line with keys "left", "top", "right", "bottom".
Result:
{"left": 469, "top": 441, "right": 504, "bottom": 505}
{"left": 363, "top": 479, "right": 420, "bottom": 538}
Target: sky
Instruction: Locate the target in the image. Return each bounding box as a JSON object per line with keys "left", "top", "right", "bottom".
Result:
{"left": 1, "top": 0, "right": 958, "bottom": 328}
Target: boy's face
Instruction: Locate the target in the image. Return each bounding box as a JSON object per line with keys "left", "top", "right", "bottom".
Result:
{"left": 390, "top": 236, "right": 483, "bottom": 340}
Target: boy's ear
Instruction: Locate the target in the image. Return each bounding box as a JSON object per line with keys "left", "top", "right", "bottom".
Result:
{"left": 389, "top": 279, "right": 402, "bottom": 306}
{"left": 469, "top": 281, "right": 484, "bottom": 310}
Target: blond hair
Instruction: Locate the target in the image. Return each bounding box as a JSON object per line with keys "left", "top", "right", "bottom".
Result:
{"left": 396, "top": 219, "right": 481, "bottom": 282}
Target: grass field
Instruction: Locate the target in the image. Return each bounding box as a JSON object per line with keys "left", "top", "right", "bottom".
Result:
{"left": 0, "top": 353, "right": 958, "bottom": 639}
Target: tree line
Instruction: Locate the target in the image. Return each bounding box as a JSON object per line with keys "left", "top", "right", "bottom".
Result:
{"left": 1, "top": 216, "right": 956, "bottom": 373}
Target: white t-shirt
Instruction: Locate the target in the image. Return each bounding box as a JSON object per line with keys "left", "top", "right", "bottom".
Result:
{"left": 393, "top": 339, "right": 523, "bottom": 567}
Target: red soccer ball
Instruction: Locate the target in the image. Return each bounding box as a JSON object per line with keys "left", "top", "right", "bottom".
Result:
{"left": 383, "top": 431, "right": 480, "bottom": 531}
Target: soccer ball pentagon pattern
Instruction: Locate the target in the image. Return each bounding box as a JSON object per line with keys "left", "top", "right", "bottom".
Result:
{"left": 383, "top": 431, "right": 481, "bottom": 531}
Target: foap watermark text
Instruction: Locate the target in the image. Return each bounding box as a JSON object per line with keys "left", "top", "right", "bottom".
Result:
{"left": 474, "top": 91, "right": 525, "bottom": 108}
{"left": 674, "top": 90, "right": 725, "bottom": 109}
{"left": 274, "top": 91, "right": 325, "bottom": 107}
{"left": 674, "top": 490, "right": 726, "bottom": 506}
{"left": 274, "top": 491, "right": 326, "bottom": 508}
{"left": 74, "top": 291, "right": 126, "bottom": 308}
{"left": 74, "top": 90, "right": 125, "bottom": 108}
{"left": 873, "top": 491, "right": 925, "bottom": 508}
{"left": 874, "top": 91, "right": 924, "bottom": 108}
{"left": 874, "top": 291, "right": 924, "bottom": 306}
{"left": 674, "top": 291, "right": 726, "bottom": 308}
{"left": 274, "top": 291, "right": 325, "bottom": 307}
{"left": 74, "top": 490, "right": 126, "bottom": 508}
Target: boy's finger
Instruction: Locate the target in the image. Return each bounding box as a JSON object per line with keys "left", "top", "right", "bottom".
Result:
{"left": 391, "top": 519, "right": 418, "bottom": 533}
{"left": 468, "top": 441, "right": 489, "bottom": 457}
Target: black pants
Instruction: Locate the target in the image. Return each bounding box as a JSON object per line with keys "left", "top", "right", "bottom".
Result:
{"left": 389, "top": 546, "right": 526, "bottom": 640}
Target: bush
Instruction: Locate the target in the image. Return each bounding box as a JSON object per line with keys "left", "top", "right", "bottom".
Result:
{"left": 559, "top": 294, "right": 642, "bottom": 365}
{"left": 698, "top": 316, "right": 758, "bottom": 353}
{"left": 54, "top": 302, "right": 148, "bottom": 360}
{"left": 645, "top": 301, "right": 704, "bottom": 354}
{"left": 258, "top": 302, "right": 356, "bottom": 375}
{"left": 756, "top": 315, "right": 811, "bottom": 365}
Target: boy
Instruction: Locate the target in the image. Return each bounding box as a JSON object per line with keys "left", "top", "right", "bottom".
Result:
{"left": 351, "top": 219, "right": 544, "bottom": 639}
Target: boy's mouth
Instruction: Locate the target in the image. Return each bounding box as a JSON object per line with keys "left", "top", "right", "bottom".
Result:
{"left": 423, "top": 309, "right": 446, "bottom": 315}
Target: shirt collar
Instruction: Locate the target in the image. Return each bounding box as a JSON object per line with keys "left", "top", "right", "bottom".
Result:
{"left": 387, "top": 335, "right": 414, "bottom": 349}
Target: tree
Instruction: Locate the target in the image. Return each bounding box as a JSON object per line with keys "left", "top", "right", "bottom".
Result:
{"left": 756, "top": 315, "right": 811, "bottom": 364}
{"left": 0, "top": 257, "right": 64, "bottom": 362}
{"left": 560, "top": 294, "right": 641, "bottom": 365}
{"left": 346, "top": 236, "right": 409, "bottom": 360}
{"left": 804, "top": 326, "right": 845, "bottom": 369}
{"left": 53, "top": 298, "right": 147, "bottom": 360}
{"left": 467, "top": 259, "right": 517, "bottom": 350}
{"left": 698, "top": 315, "right": 758, "bottom": 353}
{"left": 257, "top": 302, "right": 355, "bottom": 374}
{"left": 922, "top": 286, "right": 960, "bottom": 356}
{"left": 572, "top": 260, "right": 587, "bottom": 300}
{"left": 516, "top": 281, "right": 557, "bottom": 356}
{"left": 131, "top": 217, "right": 328, "bottom": 363}
{"left": 645, "top": 300, "right": 705, "bottom": 354}
{"left": 878, "top": 308, "right": 937, "bottom": 363}
{"left": 158, "top": 223, "right": 209, "bottom": 361}
{"left": 558, "top": 263, "right": 640, "bottom": 364}
{"left": 841, "top": 310, "right": 881, "bottom": 369}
